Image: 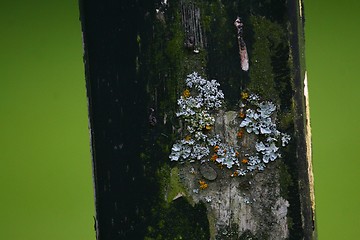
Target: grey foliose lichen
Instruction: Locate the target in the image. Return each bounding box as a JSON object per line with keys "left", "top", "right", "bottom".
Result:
{"left": 169, "top": 73, "right": 291, "bottom": 176}
{"left": 176, "top": 72, "right": 224, "bottom": 130}
{"left": 238, "top": 94, "right": 291, "bottom": 168}
{"left": 169, "top": 72, "right": 225, "bottom": 163}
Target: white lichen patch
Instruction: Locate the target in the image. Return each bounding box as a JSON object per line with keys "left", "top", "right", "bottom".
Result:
{"left": 169, "top": 72, "right": 227, "bottom": 164}
{"left": 239, "top": 94, "right": 291, "bottom": 168}
{"left": 170, "top": 72, "right": 291, "bottom": 176}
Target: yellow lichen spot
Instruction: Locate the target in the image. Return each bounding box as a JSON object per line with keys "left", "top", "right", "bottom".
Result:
{"left": 237, "top": 130, "right": 243, "bottom": 138}
{"left": 182, "top": 89, "right": 191, "bottom": 98}
{"left": 241, "top": 158, "right": 249, "bottom": 164}
{"left": 185, "top": 135, "right": 191, "bottom": 141}
{"left": 210, "top": 154, "right": 218, "bottom": 162}
{"left": 214, "top": 146, "right": 219, "bottom": 152}
{"left": 241, "top": 92, "right": 249, "bottom": 100}
{"left": 199, "top": 180, "right": 208, "bottom": 190}
{"left": 205, "top": 125, "right": 212, "bottom": 130}
{"left": 217, "top": 163, "right": 224, "bottom": 169}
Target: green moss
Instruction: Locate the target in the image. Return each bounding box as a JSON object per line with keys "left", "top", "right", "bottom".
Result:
{"left": 156, "top": 164, "right": 171, "bottom": 202}
{"left": 140, "top": 152, "right": 148, "bottom": 160}
{"left": 202, "top": 15, "right": 211, "bottom": 32}
{"left": 145, "top": 196, "right": 210, "bottom": 240}
{"left": 144, "top": 237, "right": 155, "bottom": 240}
{"left": 141, "top": 0, "right": 186, "bottom": 116}
{"left": 161, "top": 12, "right": 185, "bottom": 112}
{"left": 167, "top": 167, "right": 187, "bottom": 203}
{"left": 248, "top": 15, "right": 286, "bottom": 103}
{"left": 183, "top": 50, "right": 208, "bottom": 77}
{"left": 144, "top": 163, "right": 210, "bottom": 240}
{"left": 287, "top": 216, "right": 294, "bottom": 231}
{"left": 278, "top": 111, "right": 294, "bottom": 130}
{"left": 199, "top": 0, "right": 244, "bottom": 107}
{"left": 157, "top": 164, "right": 192, "bottom": 204}
{"left": 278, "top": 160, "right": 293, "bottom": 199}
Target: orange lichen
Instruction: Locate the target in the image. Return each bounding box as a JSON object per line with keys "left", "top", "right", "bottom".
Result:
{"left": 210, "top": 154, "right": 218, "bottom": 162}
{"left": 237, "top": 130, "right": 244, "bottom": 138}
{"left": 235, "top": 151, "right": 240, "bottom": 157}
{"left": 214, "top": 146, "right": 219, "bottom": 152}
{"left": 241, "top": 158, "right": 249, "bottom": 164}
{"left": 239, "top": 112, "right": 245, "bottom": 118}
{"left": 241, "top": 92, "right": 249, "bottom": 100}
{"left": 182, "top": 89, "right": 191, "bottom": 98}
{"left": 231, "top": 171, "right": 239, "bottom": 177}
{"left": 199, "top": 180, "right": 208, "bottom": 190}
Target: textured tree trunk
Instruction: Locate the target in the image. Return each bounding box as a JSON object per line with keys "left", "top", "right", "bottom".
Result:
{"left": 79, "top": 0, "right": 316, "bottom": 239}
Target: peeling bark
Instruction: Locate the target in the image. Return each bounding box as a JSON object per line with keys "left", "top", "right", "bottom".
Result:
{"left": 234, "top": 17, "right": 249, "bottom": 71}
{"left": 181, "top": 1, "right": 206, "bottom": 50}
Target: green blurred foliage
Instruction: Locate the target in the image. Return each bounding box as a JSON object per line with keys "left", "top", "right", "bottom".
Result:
{"left": 306, "top": 0, "right": 360, "bottom": 239}
{"left": 0, "top": 0, "right": 94, "bottom": 239}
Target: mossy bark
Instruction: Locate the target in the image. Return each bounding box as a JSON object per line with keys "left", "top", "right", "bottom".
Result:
{"left": 79, "top": 0, "right": 316, "bottom": 239}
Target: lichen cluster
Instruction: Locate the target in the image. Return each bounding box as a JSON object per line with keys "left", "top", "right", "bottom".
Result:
{"left": 240, "top": 94, "right": 291, "bottom": 164}
{"left": 169, "top": 72, "right": 291, "bottom": 176}
{"left": 169, "top": 72, "right": 224, "bottom": 162}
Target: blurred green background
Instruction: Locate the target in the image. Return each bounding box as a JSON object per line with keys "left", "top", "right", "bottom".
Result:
{"left": 0, "top": 0, "right": 359, "bottom": 239}
{"left": 306, "top": 0, "right": 360, "bottom": 239}
{"left": 0, "top": 0, "right": 95, "bottom": 239}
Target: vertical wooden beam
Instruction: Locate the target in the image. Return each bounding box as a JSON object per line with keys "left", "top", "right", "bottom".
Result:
{"left": 79, "top": 0, "right": 316, "bottom": 239}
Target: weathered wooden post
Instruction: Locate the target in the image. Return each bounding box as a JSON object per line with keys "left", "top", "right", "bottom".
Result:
{"left": 79, "top": 0, "right": 316, "bottom": 239}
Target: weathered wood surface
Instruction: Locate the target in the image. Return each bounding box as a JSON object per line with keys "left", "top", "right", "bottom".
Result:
{"left": 79, "top": 0, "right": 316, "bottom": 239}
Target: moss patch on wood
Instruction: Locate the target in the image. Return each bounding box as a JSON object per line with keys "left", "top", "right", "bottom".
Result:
{"left": 145, "top": 164, "right": 209, "bottom": 240}
{"left": 248, "top": 15, "right": 287, "bottom": 103}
